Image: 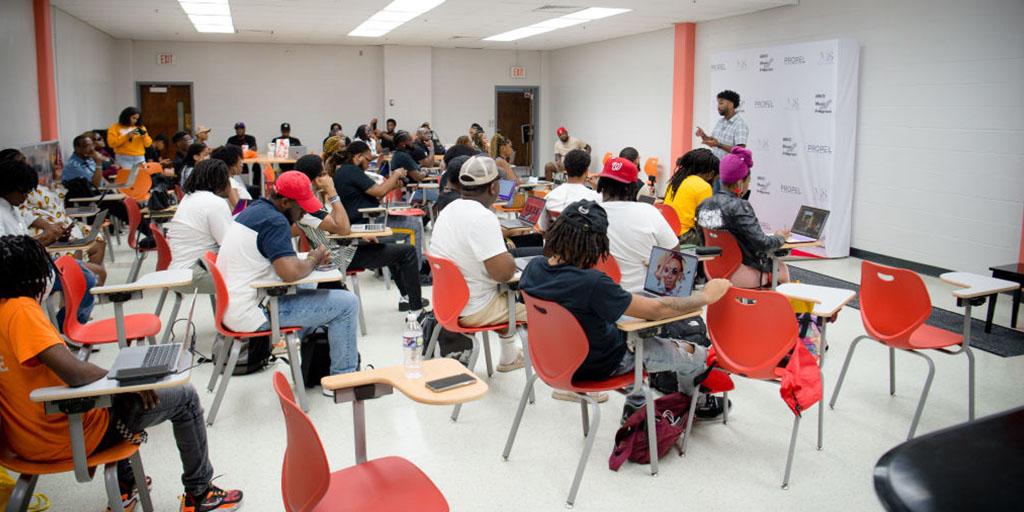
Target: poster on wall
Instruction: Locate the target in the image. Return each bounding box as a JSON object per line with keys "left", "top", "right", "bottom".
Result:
{"left": 709, "top": 38, "right": 859, "bottom": 258}
{"left": 19, "top": 140, "right": 63, "bottom": 187}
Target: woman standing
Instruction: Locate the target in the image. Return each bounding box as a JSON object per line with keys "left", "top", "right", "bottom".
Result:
{"left": 489, "top": 133, "right": 521, "bottom": 184}
{"left": 106, "top": 107, "right": 152, "bottom": 170}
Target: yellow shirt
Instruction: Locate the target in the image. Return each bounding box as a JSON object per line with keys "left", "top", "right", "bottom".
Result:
{"left": 664, "top": 175, "right": 712, "bottom": 234}
{"left": 107, "top": 122, "right": 152, "bottom": 157}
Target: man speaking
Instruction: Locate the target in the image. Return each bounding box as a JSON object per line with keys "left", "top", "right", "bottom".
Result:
{"left": 696, "top": 89, "right": 748, "bottom": 159}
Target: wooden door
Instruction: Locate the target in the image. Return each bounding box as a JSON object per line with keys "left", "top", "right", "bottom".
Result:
{"left": 138, "top": 84, "right": 193, "bottom": 158}
{"left": 496, "top": 90, "right": 534, "bottom": 167}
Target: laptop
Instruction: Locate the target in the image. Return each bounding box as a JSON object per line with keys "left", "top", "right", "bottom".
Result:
{"left": 109, "top": 290, "right": 199, "bottom": 384}
{"left": 497, "top": 179, "right": 516, "bottom": 204}
{"left": 638, "top": 194, "right": 657, "bottom": 205}
{"left": 500, "top": 196, "right": 545, "bottom": 229}
{"left": 638, "top": 247, "right": 698, "bottom": 298}
{"left": 101, "top": 162, "right": 141, "bottom": 190}
{"left": 48, "top": 210, "right": 108, "bottom": 249}
{"left": 287, "top": 146, "right": 308, "bottom": 160}
{"left": 514, "top": 255, "right": 540, "bottom": 272}
{"left": 785, "top": 205, "right": 830, "bottom": 243}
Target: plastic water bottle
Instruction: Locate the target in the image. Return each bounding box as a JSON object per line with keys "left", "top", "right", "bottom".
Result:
{"left": 402, "top": 313, "right": 422, "bottom": 379}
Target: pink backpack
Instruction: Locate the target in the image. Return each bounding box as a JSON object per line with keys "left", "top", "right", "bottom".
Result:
{"left": 608, "top": 392, "right": 692, "bottom": 470}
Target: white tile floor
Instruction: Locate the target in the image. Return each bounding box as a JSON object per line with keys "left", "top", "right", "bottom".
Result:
{"left": 29, "top": 248, "right": 1024, "bottom": 512}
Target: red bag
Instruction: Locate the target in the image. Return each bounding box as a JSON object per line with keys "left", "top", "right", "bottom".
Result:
{"left": 779, "top": 342, "right": 822, "bottom": 416}
{"left": 608, "top": 392, "right": 691, "bottom": 471}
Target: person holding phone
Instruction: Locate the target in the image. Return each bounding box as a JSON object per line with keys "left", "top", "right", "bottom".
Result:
{"left": 107, "top": 106, "right": 153, "bottom": 171}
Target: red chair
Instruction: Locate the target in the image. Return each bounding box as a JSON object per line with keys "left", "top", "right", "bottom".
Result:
{"left": 261, "top": 163, "right": 277, "bottom": 197}
{"left": 502, "top": 292, "right": 642, "bottom": 507}
{"left": 593, "top": 254, "right": 622, "bottom": 284}
{"left": 150, "top": 222, "right": 171, "bottom": 272}
{"left": 203, "top": 252, "right": 304, "bottom": 425}
{"left": 174, "top": 184, "right": 184, "bottom": 202}
{"left": 701, "top": 228, "right": 743, "bottom": 280}
{"left": 654, "top": 203, "right": 681, "bottom": 235}
{"left": 55, "top": 255, "right": 162, "bottom": 360}
{"left": 829, "top": 261, "right": 975, "bottom": 440}
{"left": 707, "top": 286, "right": 817, "bottom": 489}
{"left": 425, "top": 253, "right": 527, "bottom": 421}
{"left": 272, "top": 372, "right": 448, "bottom": 512}
{"left": 123, "top": 198, "right": 155, "bottom": 282}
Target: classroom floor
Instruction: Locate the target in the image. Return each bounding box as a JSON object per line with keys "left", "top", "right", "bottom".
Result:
{"left": 30, "top": 246, "right": 1024, "bottom": 512}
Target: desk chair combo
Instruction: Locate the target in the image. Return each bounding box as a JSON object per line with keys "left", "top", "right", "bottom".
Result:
{"left": 122, "top": 199, "right": 155, "bottom": 283}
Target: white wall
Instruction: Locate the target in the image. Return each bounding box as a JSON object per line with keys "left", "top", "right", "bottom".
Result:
{"left": 546, "top": 28, "right": 676, "bottom": 176}
{"left": 0, "top": 0, "right": 41, "bottom": 147}
{"left": 53, "top": 8, "right": 118, "bottom": 157}
{"left": 694, "top": 0, "right": 1024, "bottom": 273}
{"left": 384, "top": 45, "right": 432, "bottom": 130}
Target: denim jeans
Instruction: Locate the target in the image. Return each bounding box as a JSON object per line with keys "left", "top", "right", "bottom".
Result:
{"left": 259, "top": 289, "right": 360, "bottom": 375}
{"left": 53, "top": 261, "right": 96, "bottom": 326}
{"left": 612, "top": 336, "right": 709, "bottom": 395}
{"left": 114, "top": 154, "right": 145, "bottom": 171}
{"left": 98, "top": 385, "right": 213, "bottom": 496}
{"left": 386, "top": 215, "right": 424, "bottom": 267}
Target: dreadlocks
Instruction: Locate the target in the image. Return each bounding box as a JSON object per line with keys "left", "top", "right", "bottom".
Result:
{"left": 543, "top": 214, "right": 610, "bottom": 270}
{"left": 667, "top": 147, "right": 719, "bottom": 197}
{"left": 0, "top": 235, "right": 55, "bottom": 301}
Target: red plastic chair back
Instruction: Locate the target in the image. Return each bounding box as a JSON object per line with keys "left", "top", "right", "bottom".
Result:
{"left": 425, "top": 253, "right": 471, "bottom": 331}
{"left": 701, "top": 228, "right": 743, "bottom": 280}
{"left": 124, "top": 198, "right": 142, "bottom": 249}
{"left": 54, "top": 255, "right": 87, "bottom": 336}
{"left": 521, "top": 292, "right": 590, "bottom": 391}
{"left": 203, "top": 252, "right": 233, "bottom": 336}
{"left": 262, "top": 164, "right": 276, "bottom": 197}
{"left": 859, "top": 261, "right": 932, "bottom": 348}
{"left": 174, "top": 184, "right": 184, "bottom": 202}
{"left": 150, "top": 223, "right": 171, "bottom": 271}
{"left": 654, "top": 203, "right": 681, "bottom": 234}
{"left": 273, "top": 372, "right": 331, "bottom": 512}
{"left": 593, "top": 254, "right": 621, "bottom": 284}
{"left": 707, "top": 287, "right": 799, "bottom": 380}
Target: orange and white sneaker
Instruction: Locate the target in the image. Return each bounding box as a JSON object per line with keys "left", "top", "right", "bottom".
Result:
{"left": 179, "top": 485, "right": 243, "bottom": 512}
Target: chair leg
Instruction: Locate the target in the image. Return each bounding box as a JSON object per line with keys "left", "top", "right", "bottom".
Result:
{"left": 889, "top": 347, "right": 896, "bottom": 396}
{"left": 519, "top": 325, "right": 536, "bottom": 404}
{"left": 482, "top": 331, "right": 493, "bottom": 377}
{"left": 817, "top": 368, "right": 825, "bottom": 451}
{"left": 154, "top": 289, "right": 168, "bottom": 316}
{"left": 502, "top": 374, "right": 538, "bottom": 460}
{"left": 681, "top": 391, "right": 701, "bottom": 455}
{"left": 904, "top": 349, "right": 936, "bottom": 440}
{"left": 580, "top": 398, "right": 590, "bottom": 437}
{"left": 644, "top": 384, "right": 658, "bottom": 476}
{"left": 350, "top": 275, "right": 367, "bottom": 336}
{"left": 77, "top": 344, "right": 91, "bottom": 362}
{"left": 285, "top": 333, "right": 309, "bottom": 412}
{"left": 829, "top": 335, "right": 867, "bottom": 409}
{"left": 781, "top": 414, "right": 802, "bottom": 490}
{"left": 129, "top": 451, "right": 154, "bottom": 512}
{"left": 964, "top": 346, "right": 976, "bottom": 421}
{"left": 424, "top": 324, "right": 441, "bottom": 359}
{"left": 723, "top": 391, "right": 729, "bottom": 425}
{"left": 452, "top": 337, "right": 483, "bottom": 422}
{"left": 383, "top": 266, "right": 391, "bottom": 290}
{"left": 127, "top": 251, "right": 146, "bottom": 283}
{"left": 566, "top": 394, "right": 601, "bottom": 507}
{"left": 6, "top": 473, "right": 38, "bottom": 512}
{"left": 104, "top": 463, "right": 126, "bottom": 512}
{"left": 206, "top": 335, "right": 230, "bottom": 392}
{"left": 207, "top": 340, "right": 241, "bottom": 426}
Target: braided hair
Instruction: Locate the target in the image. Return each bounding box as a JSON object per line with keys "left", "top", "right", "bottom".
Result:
{"left": 543, "top": 214, "right": 610, "bottom": 270}
{"left": 0, "top": 235, "right": 55, "bottom": 301}
{"left": 667, "top": 148, "right": 719, "bottom": 198}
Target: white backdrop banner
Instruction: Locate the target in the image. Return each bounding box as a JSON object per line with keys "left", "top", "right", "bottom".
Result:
{"left": 708, "top": 39, "right": 859, "bottom": 258}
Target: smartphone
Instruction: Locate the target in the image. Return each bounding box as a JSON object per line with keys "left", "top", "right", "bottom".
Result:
{"left": 425, "top": 373, "right": 477, "bottom": 393}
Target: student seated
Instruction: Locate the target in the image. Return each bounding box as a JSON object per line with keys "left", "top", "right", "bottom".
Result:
{"left": 433, "top": 154, "right": 468, "bottom": 217}
{"left": 209, "top": 145, "right": 247, "bottom": 211}
{"left": 696, "top": 147, "right": 790, "bottom": 288}
{"left": 217, "top": 171, "right": 360, "bottom": 376}
{"left": 428, "top": 156, "right": 525, "bottom": 372}
{"left": 519, "top": 201, "right": 731, "bottom": 408}
{"left": 0, "top": 235, "right": 243, "bottom": 512}
{"left": 539, "top": 149, "right": 600, "bottom": 231}
{"left": 167, "top": 159, "right": 234, "bottom": 271}
{"left": 664, "top": 148, "right": 718, "bottom": 245}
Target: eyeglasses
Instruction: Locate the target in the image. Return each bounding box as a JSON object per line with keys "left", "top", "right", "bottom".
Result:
{"left": 663, "top": 267, "right": 683, "bottom": 276}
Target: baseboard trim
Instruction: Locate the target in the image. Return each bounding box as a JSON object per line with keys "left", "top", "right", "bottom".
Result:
{"left": 849, "top": 247, "right": 952, "bottom": 278}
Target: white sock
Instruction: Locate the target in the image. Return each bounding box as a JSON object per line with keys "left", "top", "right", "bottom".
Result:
{"left": 499, "top": 334, "right": 519, "bottom": 365}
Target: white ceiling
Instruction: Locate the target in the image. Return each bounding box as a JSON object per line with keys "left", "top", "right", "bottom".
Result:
{"left": 51, "top": 0, "right": 796, "bottom": 51}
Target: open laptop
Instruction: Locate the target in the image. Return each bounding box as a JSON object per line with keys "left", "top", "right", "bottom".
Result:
{"left": 48, "top": 210, "right": 108, "bottom": 249}
{"left": 101, "top": 162, "right": 141, "bottom": 190}
{"left": 109, "top": 290, "right": 199, "bottom": 384}
{"left": 287, "top": 146, "right": 308, "bottom": 160}
{"left": 638, "top": 247, "right": 698, "bottom": 298}
{"left": 351, "top": 207, "right": 389, "bottom": 233}
{"left": 500, "top": 196, "right": 545, "bottom": 230}
{"left": 638, "top": 194, "right": 657, "bottom": 205}
{"left": 515, "top": 255, "right": 541, "bottom": 272}
{"left": 497, "top": 179, "right": 516, "bottom": 205}
{"left": 784, "top": 205, "right": 830, "bottom": 243}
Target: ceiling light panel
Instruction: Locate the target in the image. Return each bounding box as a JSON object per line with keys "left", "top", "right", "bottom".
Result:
{"left": 484, "top": 6, "right": 630, "bottom": 42}
{"left": 179, "top": 0, "right": 234, "bottom": 33}
{"left": 348, "top": 0, "right": 446, "bottom": 38}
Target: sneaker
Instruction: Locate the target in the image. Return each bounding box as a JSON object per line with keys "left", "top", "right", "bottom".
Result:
{"left": 106, "top": 477, "right": 152, "bottom": 512}
{"left": 496, "top": 350, "right": 524, "bottom": 372}
{"left": 398, "top": 297, "right": 431, "bottom": 312}
{"left": 180, "top": 485, "right": 243, "bottom": 512}
{"left": 695, "top": 395, "right": 731, "bottom": 420}
{"left": 322, "top": 387, "right": 334, "bottom": 398}
{"left": 551, "top": 390, "right": 609, "bottom": 403}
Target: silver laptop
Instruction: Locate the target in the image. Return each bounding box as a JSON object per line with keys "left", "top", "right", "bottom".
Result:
{"left": 638, "top": 195, "right": 657, "bottom": 205}
{"left": 287, "top": 146, "right": 308, "bottom": 160}
{"left": 515, "top": 255, "right": 541, "bottom": 272}
{"left": 638, "top": 247, "right": 698, "bottom": 298}
{"left": 101, "top": 162, "right": 141, "bottom": 190}
{"left": 500, "top": 196, "right": 545, "bottom": 230}
{"left": 785, "top": 205, "right": 830, "bottom": 243}
{"left": 109, "top": 290, "right": 198, "bottom": 382}
{"left": 48, "top": 210, "right": 107, "bottom": 249}
{"left": 351, "top": 207, "right": 389, "bottom": 233}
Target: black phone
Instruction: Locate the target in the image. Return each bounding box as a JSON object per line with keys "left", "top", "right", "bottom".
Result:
{"left": 425, "top": 373, "right": 477, "bottom": 393}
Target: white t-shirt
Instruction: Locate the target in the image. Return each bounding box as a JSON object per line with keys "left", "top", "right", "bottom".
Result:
{"left": 539, "top": 183, "right": 601, "bottom": 230}
{"left": 602, "top": 201, "right": 679, "bottom": 293}
{"left": 230, "top": 176, "right": 252, "bottom": 201}
{"left": 0, "top": 197, "right": 32, "bottom": 236}
{"left": 429, "top": 199, "right": 508, "bottom": 317}
{"left": 166, "top": 191, "right": 233, "bottom": 270}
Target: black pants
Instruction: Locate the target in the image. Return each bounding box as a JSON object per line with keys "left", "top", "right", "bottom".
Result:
{"left": 100, "top": 199, "right": 152, "bottom": 237}
{"left": 350, "top": 242, "right": 424, "bottom": 309}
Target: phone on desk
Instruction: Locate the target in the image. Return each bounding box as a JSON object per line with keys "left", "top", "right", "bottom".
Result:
{"left": 425, "top": 373, "right": 477, "bottom": 393}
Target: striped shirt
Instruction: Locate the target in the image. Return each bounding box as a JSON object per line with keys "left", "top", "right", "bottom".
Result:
{"left": 710, "top": 115, "right": 749, "bottom": 159}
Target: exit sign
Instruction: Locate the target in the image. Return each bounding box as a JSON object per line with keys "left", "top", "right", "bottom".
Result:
{"left": 157, "top": 53, "right": 174, "bottom": 65}
{"left": 510, "top": 65, "right": 526, "bottom": 79}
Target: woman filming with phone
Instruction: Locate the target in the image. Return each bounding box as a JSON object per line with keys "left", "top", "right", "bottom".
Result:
{"left": 107, "top": 106, "right": 153, "bottom": 171}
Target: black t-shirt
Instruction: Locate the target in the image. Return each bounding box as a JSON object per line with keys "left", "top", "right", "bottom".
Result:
{"left": 519, "top": 259, "right": 634, "bottom": 381}
{"left": 410, "top": 143, "right": 430, "bottom": 163}
{"left": 332, "top": 164, "right": 380, "bottom": 223}
{"left": 227, "top": 134, "right": 257, "bottom": 149}
{"left": 380, "top": 131, "right": 397, "bottom": 152}
{"left": 173, "top": 150, "right": 188, "bottom": 175}
{"left": 271, "top": 136, "right": 302, "bottom": 146}
{"left": 144, "top": 146, "right": 161, "bottom": 162}
{"left": 388, "top": 148, "right": 420, "bottom": 177}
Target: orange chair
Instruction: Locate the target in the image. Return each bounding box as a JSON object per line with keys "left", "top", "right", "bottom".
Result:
{"left": 701, "top": 228, "right": 743, "bottom": 280}
{"left": 602, "top": 152, "right": 612, "bottom": 165}
{"left": 707, "top": 286, "right": 816, "bottom": 489}
{"left": 643, "top": 157, "right": 659, "bottom": 180}
{"left": 118, "top": 162, "right": 161, "bottom": 203}
{"left": 54, "top": 255, "right": 162, "bottom": 359}
{"left": 503, "top": 292, "right": 642, "bottom": 507}
{"left": 593, "top": 254, "right": 622, "bottom": 284}
{"left": 424, "top": 253, "right": 528, "bottom": 421}
{"left": 654, "top": 203, "right": 682, "bottom": 235}
{"left": 123, "top": 198, "right": 155, "bottom": 282}
{"left": 272, "top": 372, "right": 448, "bottom": 512}
{"left": 261, "top": 163, "right": 277, "bottom": 197}
{"left": 829, "top": 261, "right": 975, "bottom": 440}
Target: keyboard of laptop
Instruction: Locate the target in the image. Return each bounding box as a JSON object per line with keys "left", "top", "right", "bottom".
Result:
{"left": 114, "top": 344, "right": 180, "bottom": 382}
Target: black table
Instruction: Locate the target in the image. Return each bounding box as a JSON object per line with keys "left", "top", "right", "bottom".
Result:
{"left": 989, "top": 263, "right": 1023, "bottom": 332}
{"left": 874, "top": 406, "right": 1024, "bottom": 511}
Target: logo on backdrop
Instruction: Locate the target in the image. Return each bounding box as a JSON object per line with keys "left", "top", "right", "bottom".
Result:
{"left": 784, "top": 55, "right": 806, "bottom": 65}
{"left": 755, "top": 175, "right": 771, "bottom": 195}
{"left": 735, "top": 58, "right": 749, "bottom": 71}
{"left": 812, "top": 186, "right": 829, "bottom": 203}
{"left": 758, "top": 53, "right": 774, "bottom": 72}
{"left": 782, "top": 138, "right": 798, "bottom": 157}
{"left": 753, "top": 99, "right": 775, "bottom": 110}
{"left": 814, "top": 93, "right": 833, "bottom": 114}
{"left": 818, "top": 50, "right": 835, "bottom": 65}
{"left": 806, "top": 143, "right": 833, "bottom": 154}
{"left": 710, "top": 62, "right": 726, "bottom": 71}
{"left": 785, "top": 97, "right": 800, "bottom": 111}
{"left": 756, "top": 138, "right": 771, "bottom": 151}
{"left": 780, "top": 183, "right": 802, "bottom": 195}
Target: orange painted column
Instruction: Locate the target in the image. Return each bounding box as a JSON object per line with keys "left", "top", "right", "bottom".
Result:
{"left": 33, "top": 0, "right": 58, "bottom": 141}
{"left": 670, "top": 22, "right": 696, "bottom": 165}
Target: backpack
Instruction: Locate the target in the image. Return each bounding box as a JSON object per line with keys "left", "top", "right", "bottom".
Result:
{"left": 147, "top": 177, "right": 174, "bottom": 211}
{"left": 300, "top": 327, "right": 331, "bottom": 388}
{"left": 212, "top": 335, "right": 272, "bottom": 376}
{"left": 649, "top": 317, "right": 711, "bottom": 394}
{"left": 609, "top": 392, "right": 692, "bottom": 470}
{"left": 418, "top": 310, "right": 473, "bottom": 365}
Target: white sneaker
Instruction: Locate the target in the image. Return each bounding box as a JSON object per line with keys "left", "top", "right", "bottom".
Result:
{"left": 551, "top": 390, "right": 609, "bottom": 403}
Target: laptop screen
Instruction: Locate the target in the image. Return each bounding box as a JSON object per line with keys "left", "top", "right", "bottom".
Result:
{"left": 643, "top": 247, "right": 698, "bottom": 298}
{"left": 498, "top": 179, "right": 516, "bottom": 201}
{"left": 519, "top": 196, "right": 545, "bottom": 224}
{"left": 790, "top": 206, "right": 830, "bottom": 239}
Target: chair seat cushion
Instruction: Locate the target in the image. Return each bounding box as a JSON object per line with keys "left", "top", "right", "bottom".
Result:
{"left": 313, "top": 456, "right": 448, "bottom": 512}
{"left": 0, "top": 441, "right": 138, "bottom": 476}
{"left": 909, "top": 323, "right": 964, "bottom": 349}
{"left": 68, "top": 314, "right": 162, "bottom": 345}
{"left": 568, "top": 372, "right": 636, "bottom": 393}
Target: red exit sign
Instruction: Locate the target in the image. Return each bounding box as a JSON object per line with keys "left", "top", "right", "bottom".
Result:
{"left": 157, "top": 53, "right": 174, "bottom": 65}
{"left": 510, "top": 65, "right": 526, "bottom": 79}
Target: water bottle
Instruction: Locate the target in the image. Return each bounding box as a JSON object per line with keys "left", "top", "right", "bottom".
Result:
{"left": 402, "top": 313, "right": 422, "bottom": 379}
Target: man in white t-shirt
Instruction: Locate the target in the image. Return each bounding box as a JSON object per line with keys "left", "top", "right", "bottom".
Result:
{"left": 545, "top": 126, "right": 590, "bottom": 181}
{"left": 167, "top": 159, "right": 234, "bottom": 271}
{"left": 596, "top": 157, "right": 678, "bottom": 293}
{"left": 428, "top": 156, "right": 525, "bottom": 372}
{"left": 539, "top": 149, "right": 600, "bottom": 231}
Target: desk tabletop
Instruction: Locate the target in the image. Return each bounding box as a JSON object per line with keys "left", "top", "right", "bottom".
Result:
{"left": 69, "top": 193, "right": 125, "bottom": 203}
{"left": 328, "top": 227, "right": 394, "bottom": 240}
{"left": 777, "top": 282, "right": 857, "bottom": 317}
{"left": 412, "top": 183, "right": 439, "bottom": 189}
{"left": 31, "top": 367, "right": 191, "bottom": 402}
{"left": 617, "top": 310, "right": 701, "bottom": 332}
{"left": 251, "top": 268, "right": 342, "bottom": 289}
{"left": 46, "top": 242, "right": 93, "bottom": 253}
{"left": 357, "top": 206, "right": 387, "bottom": 214}
{"left": 242, "top": 157, "right": 295, "bottom": 164}
{"left": 940, "top": 271, "right": 1020, "bottom": 299}
{"left": 66, "top": 207, "right": 99, "bottom": 218}
{"left": 781, "top": 240, "right": 823, "bottom": 250}
{"left": 321, "top": 358, "right": 488, "bottom": 405}
{"left": 92, "top": 269, "right": 193, "bottom": 295}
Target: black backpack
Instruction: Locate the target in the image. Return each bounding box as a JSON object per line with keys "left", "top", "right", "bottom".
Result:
{"left": 147, "top": 176, "right": 174, "bottom": 211}
{"left": 213, "top": 335, "right": 272, "bottom": 376}
{"left": 300, "top": 327, "right": 331, "bottom": 388}
{"left": 418, "top": 310, "right": 473, "bottom": 365}
{"left": 649, "top": 317, "right": 711, "bottom": 395}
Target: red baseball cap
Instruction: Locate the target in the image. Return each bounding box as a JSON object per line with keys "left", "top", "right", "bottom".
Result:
{"left": 599, "top": 157, "right": 639, "bottom": 184}
{"left": 556, "top": 126, "right": 567, "bottom": 136}
{"left": 274, "top": 171, "right": 322, "bottom": 213}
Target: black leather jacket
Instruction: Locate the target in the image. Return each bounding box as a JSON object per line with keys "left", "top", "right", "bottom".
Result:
{"left": 696, "top": 189, "right": 784, "bottom": 273}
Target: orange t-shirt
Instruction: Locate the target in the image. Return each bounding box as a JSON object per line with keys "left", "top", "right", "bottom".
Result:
{"left": 0, "top": 297, "right": 108, "bottom": 462}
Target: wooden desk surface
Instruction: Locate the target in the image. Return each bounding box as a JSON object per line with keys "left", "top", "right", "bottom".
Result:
{"left": 940, "top": 272, "right": 1020, "bottom": 299}
{"left": 31, "top": 367, "right": 191, "bottom": 402}
{"left": 617, "top": 310, "right": 701, "bottom": 332}
{"left": 251, "top": 268, "right": 343, "bottom": 289}
{"left": 776, "top": 282, "right": 857, "bottom": 317}
{"left": 92, "top": 269, "right": 193, "bottom": 295}
{"left": 328, "top": 227, "right": 394, "bottom": 240}
{"left": 321, "top": 358, "right": 488, "bottom": 406}
{"left": 781, "top": 240, "right": 824, "bottom": 250}
{"left": 46, "top": 242, "right": 93, "bottom": 253}
{"left": 412, "top": 183, "right": 439, "bottom": 190}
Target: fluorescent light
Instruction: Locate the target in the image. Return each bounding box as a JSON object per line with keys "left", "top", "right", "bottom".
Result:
{"left": 484, "top": 6, "right": 631, "bottom": 42}
{"left": 193, "top": 24, "right": 235, "bottom": 33}
{"left": 179, "top": 0, "right": 235, "bottom": 33}
{"left": 179, "top": 2, "right": 229, "bottom": 16}
{"left": 348, "top": 0, "right": 446, "bottom": 38}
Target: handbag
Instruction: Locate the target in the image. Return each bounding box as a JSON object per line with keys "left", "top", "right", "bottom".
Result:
{"left": 608, "top": 392, "right": 692, "bottom": 470}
